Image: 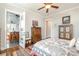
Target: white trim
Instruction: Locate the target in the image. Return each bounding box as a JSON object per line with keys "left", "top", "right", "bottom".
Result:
{"left": 5, "top": 9, "right": 21, "bottom": 15}
{"left": 57, "top": 5, "right": 79, "bottom": 14}
{"left": 6, "top": 4, "right": 44, "bottom": 18}
{"left": 45, "top": 5, "right": 79, "bottom": 18}
{"left": 19, "top": 11, "right": 26, "bottom": 48}
{"left": 5, "top": 8, "right": 21, "bottom": 49}
{"left": 5, "top": 8, "right": 7, "bottom": 49}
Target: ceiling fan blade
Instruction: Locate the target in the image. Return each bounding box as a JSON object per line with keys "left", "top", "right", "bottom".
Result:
{"left": 44, "top": 3, "right": 52, "bottom": 5}
{"left": 46, "top": 9, "right": 49, "bottom": 13}
{"left": 38, "top": 6, "right": 45, "bottom": 10}
{"left": 51, "top": 5, "right": 59, "bottom": 9}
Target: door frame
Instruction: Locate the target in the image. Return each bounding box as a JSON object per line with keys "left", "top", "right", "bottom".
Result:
{"left": 5, "top": 9, "right": 24, "bottom": 49}
{"left": 45, "top": 20, "right": 53, "bottom": 39}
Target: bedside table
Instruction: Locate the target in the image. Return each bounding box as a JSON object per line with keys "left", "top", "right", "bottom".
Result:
{"left": 25, "top": 39, "right": 32, "bottom": 47}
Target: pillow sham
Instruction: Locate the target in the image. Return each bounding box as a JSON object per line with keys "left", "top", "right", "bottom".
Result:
{"left": 75, "top": 38, "right": 79, "bottom": 50}
{"left": 69, "top": 38, "right": 76, "bottom": 48}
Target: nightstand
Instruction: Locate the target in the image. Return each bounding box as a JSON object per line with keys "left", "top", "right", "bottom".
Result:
{"left": 25, "top": 38, "right": 32, "bottom": 47}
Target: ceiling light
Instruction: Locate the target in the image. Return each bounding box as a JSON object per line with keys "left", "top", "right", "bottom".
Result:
{"left": 45, "top": 5, "right": 51, "bottom": 9}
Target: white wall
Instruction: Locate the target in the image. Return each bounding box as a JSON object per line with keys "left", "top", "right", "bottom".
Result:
{"left": 0, "top": 4, "right": 6, "bottom": 50}
{"left": 48, "top": 6, "right": 79, "bottom": 39}
{"left": 0, "top": 4, "right": 44, "bottom": 50}
{"left": 25, "top": 9, "right": 44, "bottom": 39}
{"left": 0, "top": 4, "right": 25, "bottom": 50}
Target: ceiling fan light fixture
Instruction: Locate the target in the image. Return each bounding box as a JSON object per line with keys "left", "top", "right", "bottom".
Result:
{"left": 45, "top": 5, "right": 51, "bottom": 9}
{"left": 38, "top": 3, "right": 59, "bottom": 13}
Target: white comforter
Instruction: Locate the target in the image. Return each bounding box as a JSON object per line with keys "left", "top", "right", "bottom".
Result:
{"left": 32, "top": 38, "right": 70, "bottom": 56}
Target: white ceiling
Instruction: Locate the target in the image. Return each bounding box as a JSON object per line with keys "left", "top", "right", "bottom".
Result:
{"left": 6, "top": 3, "right": 79, "bottom": 17}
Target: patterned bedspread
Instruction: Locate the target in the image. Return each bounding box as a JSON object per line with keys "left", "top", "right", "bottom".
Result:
{"left": 31, "top": 38, "right": 70, "bottom": 56}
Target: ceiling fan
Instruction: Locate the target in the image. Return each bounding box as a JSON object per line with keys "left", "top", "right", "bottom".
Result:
{"left": 38, "top": 3, "right": 59, "bottom": 13}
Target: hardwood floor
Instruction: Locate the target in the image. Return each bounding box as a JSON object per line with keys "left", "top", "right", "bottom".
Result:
{"left": 0, "top": 45, "right": 32, "bottom": 56}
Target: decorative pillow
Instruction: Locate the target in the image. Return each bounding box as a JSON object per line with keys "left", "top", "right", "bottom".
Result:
{"left": 75, "top": 38, "right": 79, "bottom": 50}
{"left": 69, "top": 38, "right": 76, "bottom": 48}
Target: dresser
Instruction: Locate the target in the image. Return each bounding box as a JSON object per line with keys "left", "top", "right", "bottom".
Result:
{"left": 31, "top": 27, "right": 41, "bottom": 44}
{"left": 9, "top": 32, "right": 19, "bottom": 42}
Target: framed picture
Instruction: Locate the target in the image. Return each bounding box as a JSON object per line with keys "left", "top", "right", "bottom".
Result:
{"left": 32, "top": 20, "right": 38, "bottom": 27}
{"left": 62, "top": 16, "right": 70, "bottom": 24}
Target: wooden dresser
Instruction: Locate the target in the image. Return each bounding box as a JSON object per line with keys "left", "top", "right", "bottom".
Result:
{"left": 9, "top": 32, "right": 19, "bottom": 42}
{"left": 31, "top": 27, "right": 41, "bottom": 44}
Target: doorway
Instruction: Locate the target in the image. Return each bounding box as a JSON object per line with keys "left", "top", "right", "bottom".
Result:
{"left": 5, "top": 9, "right": 26, "bottom": 49}
{"left": 6, "top": 11, "right": 20, "bottom": 48}
{"left": 45, "top": 21, "right": 52, "bottom": 38}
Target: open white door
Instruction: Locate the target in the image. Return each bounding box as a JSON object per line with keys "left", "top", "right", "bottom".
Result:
{"left": 19, "top": 12, "right": 25, "bottom": 48}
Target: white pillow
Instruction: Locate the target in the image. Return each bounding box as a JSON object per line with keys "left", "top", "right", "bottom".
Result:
{"left": 76, "top": 38, "right": 79, "bottom": 50}
{"left": 69, "top": 38, "right": 76, "bottom": 48}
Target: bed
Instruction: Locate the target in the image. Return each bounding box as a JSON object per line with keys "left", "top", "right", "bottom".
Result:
{"left": 31, "top": 38, "right": 71, "bottom": 56}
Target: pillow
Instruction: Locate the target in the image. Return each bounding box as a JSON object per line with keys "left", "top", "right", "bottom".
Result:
{"left": 69, "top": 38, "right": 76, "bottom": 48}
{"left": 75, "top": 38, "right": 79, "bottom": 50}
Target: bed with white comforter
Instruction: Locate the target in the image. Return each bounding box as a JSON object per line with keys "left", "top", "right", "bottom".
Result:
{"left": 31, "top": 38, "right": 71, "bottom": 56}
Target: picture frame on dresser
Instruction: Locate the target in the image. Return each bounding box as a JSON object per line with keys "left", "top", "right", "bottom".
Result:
{"left": 32, "top": 20, "right": 38, "bottom": 27}
{"left": 62, "top": 16, "right": 70, "bottom": 24}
